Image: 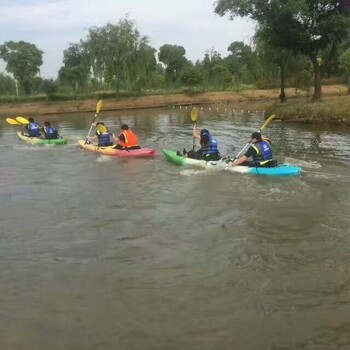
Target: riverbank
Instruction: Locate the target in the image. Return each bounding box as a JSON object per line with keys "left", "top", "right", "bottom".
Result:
{"left": 0, "top": 85, "right": 348, "bottom": 122}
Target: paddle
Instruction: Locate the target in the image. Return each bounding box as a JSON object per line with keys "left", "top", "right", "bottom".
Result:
{"left": 231, "top": 113, "right": 276, "bottom": 162}
{"left": 16, "top": 116, "right": 29, "bottom": 125}
{"left": 85, "top": 99, "right": 103, "bottom": 144}
{"left": 191, "top": 108, "right": 198, "bottom": 151}
{"left": 5, "top": 117, "right": 21, "bottom": 125}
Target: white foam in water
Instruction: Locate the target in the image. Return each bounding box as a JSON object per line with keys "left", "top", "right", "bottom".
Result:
{"left": 180, "top": 169, "right": 206, "bottom": 176}
{"left": 96, "top": 155, "right": 112, "bottom": 162}
{"left": 282, "top": 157, "right": 322, "bottom": 169}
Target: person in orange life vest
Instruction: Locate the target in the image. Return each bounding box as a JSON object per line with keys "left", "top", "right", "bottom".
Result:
{"left": 232, "top": 132, "right": 278, "bottom": 168}
{"left": 114, "top": 124, "right": 141, "bottom": 150}
{"left": 88, "top": 122, "right": 113, "bottom": 146}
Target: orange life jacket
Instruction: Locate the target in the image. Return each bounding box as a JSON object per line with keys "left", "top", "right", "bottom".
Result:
{"left": 118, "top": 129, "right": 139, "bottom": 148}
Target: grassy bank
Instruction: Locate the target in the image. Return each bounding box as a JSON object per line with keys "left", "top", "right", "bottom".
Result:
{"left": 0, "top": 85, "right": 349, "bottom": 124}
{"left": 265, "top": 95, "right": 350, "bottom": 125}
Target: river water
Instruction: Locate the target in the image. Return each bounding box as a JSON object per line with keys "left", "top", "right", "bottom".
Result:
{"left": 1, "top": 106, "right": 350, "bottom": 350}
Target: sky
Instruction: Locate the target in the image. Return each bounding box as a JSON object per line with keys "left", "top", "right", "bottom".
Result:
{"left": 0, "top": 0, "right": 255, "bottom": 79}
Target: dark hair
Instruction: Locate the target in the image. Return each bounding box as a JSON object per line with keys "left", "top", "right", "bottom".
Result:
{"left": 200, "top": 129, "right": 209, "bottom": 135}
{"left": 121, "top": 124, "right": 129, "bottom": 130}
{"left": 251, "top": 132, "right": 262, "bottom": 141}
{"left": 44, "top": 121, "right": 50, "bottom": 127}
{"left": 96, "top": 122, "right": 105, "bottom": 126}
{"left": 28, "top": 118, "right": 34, "bottom": 123}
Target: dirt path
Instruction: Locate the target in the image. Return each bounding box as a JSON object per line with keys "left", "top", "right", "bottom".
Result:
{"left": 1, "top": 85, "right": 347, "bottom": 117}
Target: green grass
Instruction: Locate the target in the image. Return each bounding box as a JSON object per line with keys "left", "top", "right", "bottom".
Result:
{"left": 265, "top": 95, "right": 350, "bottom": 124}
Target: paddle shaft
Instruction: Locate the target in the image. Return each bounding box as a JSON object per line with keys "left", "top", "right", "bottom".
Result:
{"left": 85, "top": 100, "right": 103, "bottom": 144}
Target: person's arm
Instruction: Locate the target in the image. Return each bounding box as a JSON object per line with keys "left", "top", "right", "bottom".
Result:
{"left": 233, "top": 155, "right": 248, "bottom": 165}
{"left": 262, "top": 136, "right": 271, "bottom": 144}
{"left": 232, "top": 146, "right": 256, "bottom": 166}
{"left": 115, "top": 133, "right": 126, "bottom": 147}
{"left": 193, "top": 125, "right": 200, "bottom": 140}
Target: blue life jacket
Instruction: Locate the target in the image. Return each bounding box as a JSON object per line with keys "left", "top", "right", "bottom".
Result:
{"left": 252, "top": 141, "right": 273, "bottom": 165}
{"left": 45, "top": 126, "right": 58, "bottom": 139}
{"left": 200, "top": 132, "right": 219, "bottom": 155}
{"left": 28, "top": 122, "right": 41, "bottom": 137}
{"left": 97, "top": 131, "right": 113, "bottom": 146}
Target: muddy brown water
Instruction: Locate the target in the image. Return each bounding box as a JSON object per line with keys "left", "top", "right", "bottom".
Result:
{"left": 1, "top": 107, "right": 350, "bottom": 350}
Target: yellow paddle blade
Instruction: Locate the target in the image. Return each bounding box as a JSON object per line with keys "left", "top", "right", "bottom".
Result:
{"left": 190, "top": 108, "right": 198, "bottom": 122}
{"left": 260, "top": 114, "right": 275, "bottom": 131}
{"left": 6, "top": 117, "right": 21, "bottom": 125}
{"left": 96, "top": 100, "right": 103, "bottom": 114}
{"left": 16, "top": 116, "right": 29, "bottom": 125}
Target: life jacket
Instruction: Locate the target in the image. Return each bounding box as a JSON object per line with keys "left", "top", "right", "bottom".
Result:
{"left": 28, "top": 122, "right": 41, "bottom": 137}
{"left": 97, "top": 130, "right": 113, "bottom": 146}
{"left": 45, "top": 126, "right": 58, "bottom": 139}
{"left": 252, "top": 141, "right": 273, "bottom": 165}
{"left": 200, "top": 132, "right": 219, "bottom": 155}
{"left": 118, "top": 129, "right": 139, "bottom": 148}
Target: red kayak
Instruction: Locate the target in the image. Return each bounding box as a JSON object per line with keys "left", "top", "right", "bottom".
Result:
{"left": 78, "top": 140, "right": 157, "bottom": 157}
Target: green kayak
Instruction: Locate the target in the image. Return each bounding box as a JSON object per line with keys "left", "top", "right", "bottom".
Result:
{"left": 17, "top": 132, "right": 67, "bottom": 145}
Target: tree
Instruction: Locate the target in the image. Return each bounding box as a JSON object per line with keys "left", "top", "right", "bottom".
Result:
{"left": 339, "top": 48, "right": 350, "bottom": 94}
{"left": 58, "top": 43, "right": 90, "bottom": 92}
{"left": 83, "top": 18, "right": 157, "bottom": 92}
{"left": 0, "top": 41, "right": 43, "bottom": 94}
{"left": 158, "top": 44, "right": 188, "bottom": 83}
{"left": 0, "top": 73, "right": 16, "bottom": 95}
{"left": 215, "top": 0, "right": 350, "bottom": 101}
{"left": 180, "top": 65, "right": 203, "bottom": 93}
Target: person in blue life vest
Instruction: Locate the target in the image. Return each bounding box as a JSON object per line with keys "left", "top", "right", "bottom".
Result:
{"left": 42, "top": 121, "right": 59, "bottom": 139}
{"left": 25, "top": 117, "right": 41, "bottom": 137}
{"left": 232, "top": 132, "right": 278, "bottom": 168}
{"left": 88, "top": 122, "right": 114, "bottom": 146}
{"left": 179, "top": 125, "right": 221, "bottom": 161}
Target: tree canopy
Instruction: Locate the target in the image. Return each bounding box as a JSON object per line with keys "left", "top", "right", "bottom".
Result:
{"left": 215, "top": 0, "right": 350, "bottom": 100}
{"left": 0, "top": 40, "right": 43, "bottom": 94}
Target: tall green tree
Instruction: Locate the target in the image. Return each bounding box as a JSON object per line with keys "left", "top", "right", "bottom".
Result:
{"left": 158, "top": 44, "right": 188, "bottom": 83}
{"left": 215, "top": 0, "right": 350, "bottom": 101}
{"left": 83, "top": 18, "right": 156, "bottom": 92}
{"left": 0, "top": 41, "right": 43, "bottom": 94}
{"left": 58, "top": 43, "right": 90, "bottom": 92}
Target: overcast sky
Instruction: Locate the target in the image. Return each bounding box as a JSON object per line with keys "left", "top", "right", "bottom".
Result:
{"left": 0, "top": 0, "right": 255, "bottom": 79}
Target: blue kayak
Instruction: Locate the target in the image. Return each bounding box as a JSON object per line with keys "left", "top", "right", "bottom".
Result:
{"left": 163, "top": 149, "right": 301, "bottom": 176}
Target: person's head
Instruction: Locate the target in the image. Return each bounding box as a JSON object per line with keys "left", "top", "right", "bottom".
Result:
{"left": 251, "top": 132, "right": 262, "bottom": 142}
{"left": 96, "top": 122, "right": 105, "bottom": 127}
{"left": 28, "top": 118, "right": 34, "bottom": 123}
{"left": 44, "top": 121, "right": 51, "bottom": 127}
{"left": 121, "top": 124, "right": 129, "bottom": 130}
{"left": 200, "top": 129, "right": 209, "bottom": 136}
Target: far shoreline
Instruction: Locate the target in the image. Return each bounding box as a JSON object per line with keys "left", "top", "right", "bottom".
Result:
{"left": 1, "top": 85, "right": 349, "bottom": 124}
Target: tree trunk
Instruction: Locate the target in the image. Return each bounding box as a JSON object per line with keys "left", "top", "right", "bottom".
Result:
{"left": 311, "top": 55, "right": 322, "bottom": 101}
{"left": 279, "top": 50, "right": 286, "bottom": 103}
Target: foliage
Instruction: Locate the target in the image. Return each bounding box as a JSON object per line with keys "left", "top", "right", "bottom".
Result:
{"left": 58, "top": 43, "right": 90, "bottom": 92}
{"left": 0, "top": 41, "right": 43, "bottom": 95}
{"left": 0, "top": 73, "right": 16, "bottom": 95}
{"left": 339, "top": 48, "right": 350, "bottom": 92}
{"left": 158, "top": 44, "right": 188, "bottom": 83}
{"left": 215, "top": 0, "right": 350, "bottom": 101}
{"left": 180, "top": 65, "right": 203, "bottom": 94}
{"left": 82, "top": 18, "right": 157, "bottom": 92}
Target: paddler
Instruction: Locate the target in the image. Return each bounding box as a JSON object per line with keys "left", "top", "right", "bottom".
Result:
{"left": 114, "top": 124, "right": 141, "bottom": 150}
{"left": 87, "top": 122, "right": 114, "bottom": 146}
{"left": 179, "top": 125, "right": 221, "bottom": 161}
{"left": 232, "top": 132, "right": 278, "bottom": 167}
